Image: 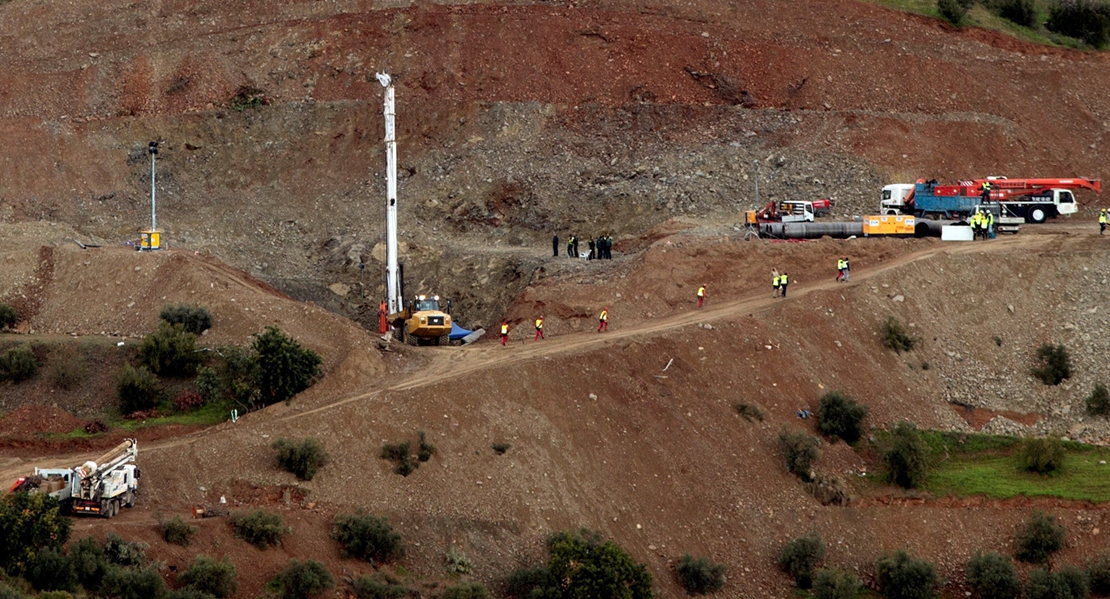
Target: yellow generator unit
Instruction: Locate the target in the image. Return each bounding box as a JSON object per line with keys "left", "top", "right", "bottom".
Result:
{"left": 140, "top": 230, "right": 162, "bottom": 251}
{"left": 863, "top": 215, "right": 916, "bottom": 236}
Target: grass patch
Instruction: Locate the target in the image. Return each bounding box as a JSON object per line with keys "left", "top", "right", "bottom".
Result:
{"left": 925, "top": 445, "right": 1110, "bottom": 501}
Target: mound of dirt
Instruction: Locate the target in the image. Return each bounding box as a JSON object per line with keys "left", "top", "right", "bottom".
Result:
{"left": 0, "top": 405, "right": 85, "bottom": 437}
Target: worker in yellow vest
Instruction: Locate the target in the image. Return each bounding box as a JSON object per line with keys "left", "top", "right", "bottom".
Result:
{"left": 986, "top": 211, "right": 995, "bottom": 239}
{"left": 970, "top": 212, "right": 982, "bottom": 240}
{"left": 779, "top": 272, "right": 789, "bottom": 298}
{"left": 836, "top": 258, "right": 846, "bottom": 282}
{"left": 597, "top": 308, "right": 609, "bottom": 332}
{"left": 697, "top": 285, "right": 707, "bottom": 308}
{"left": 981, "top": 180, "right": 992, "bottom": 203}
{"left": 500, "top": 320, "right": 509, "bottom": 346}
{"left": 533, "top": 316, "right": 545, "bottom": 341}
{"left": 1100, "top": 209, "right": 1107, "bottom": 235}
{"left": 772, "top": 272, "right": 781, "bottom": 298}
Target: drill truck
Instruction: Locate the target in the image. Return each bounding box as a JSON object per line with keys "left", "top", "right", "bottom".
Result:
{"left": 881, "top": 177, "right": 1101, "bottom": 222}
{"left": 9, "top": 439, "right": 139, "bottom": 518}
{"left": 389, "top": 294, "right": 453, "bottom": 346}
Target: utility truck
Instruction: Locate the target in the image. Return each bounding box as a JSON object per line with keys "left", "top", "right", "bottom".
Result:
{"left": 9, "top": 439, "right": 139, "bottom": 518}
{"left": 746, "top": 200, "right": 816, "bottom": 224}
{"left": 881, "top": 177, "right": 1100, "bottom": 222}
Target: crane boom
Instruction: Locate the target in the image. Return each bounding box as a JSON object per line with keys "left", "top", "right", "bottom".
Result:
{"left": 966, "top": 177, "right": 1101, "bottom": 198}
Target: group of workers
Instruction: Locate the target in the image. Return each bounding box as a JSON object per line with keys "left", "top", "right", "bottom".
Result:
{"left": 500, "top": 308, "right": 609, "bottom": 345}
{"left": 771, "top": 269, "right": 790, "bottom": 298}
{"left": 970, "top": 210, "right": 995, "bottom": 240}
{"left": 553, "top": 234, "right": 613, "bottom": 260}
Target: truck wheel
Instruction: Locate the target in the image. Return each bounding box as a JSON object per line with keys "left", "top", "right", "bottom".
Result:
{"left": 100, "top": 500, "right": 112, "bottom": 519}
{"left": 438, "top": 334, "right": 449, "bottom": 346}
{"left": 403, "top": 324, "right": 417, "bottom": 346}
{"left": 125, "top": 491, "right": 135, "bottom": 508}
{"left": 1027, "top": 207, "right": 1047, "bottom": 224}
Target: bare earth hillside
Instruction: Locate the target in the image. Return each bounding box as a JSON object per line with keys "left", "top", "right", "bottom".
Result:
{"left": 1, "top": 0, "right": 1110, "bottom": 596}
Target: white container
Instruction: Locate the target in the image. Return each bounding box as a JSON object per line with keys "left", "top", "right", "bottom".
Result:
{"left": 941, "top": 225, "right": 975, "bottom": 241}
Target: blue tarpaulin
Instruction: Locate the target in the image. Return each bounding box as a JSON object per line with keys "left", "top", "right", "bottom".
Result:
{"left": 449, "top": 322, "right": 473, "bottom": 341}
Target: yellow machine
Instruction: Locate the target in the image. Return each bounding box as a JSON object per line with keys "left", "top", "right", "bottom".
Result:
{"left": 863, "top": 215, "right": 916, "bottom": 236}
{"left": 390, "top": 295, "right": 452, "bottom": 346}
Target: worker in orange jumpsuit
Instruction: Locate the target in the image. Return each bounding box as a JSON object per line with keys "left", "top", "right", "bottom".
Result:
{"left": 500, "top": 321, "right": 509, "bottom": 346}
{"left": 597, "top": 308, "right": 609, "bottom": 332}
{"left": 697, "top": 285, "right": 707, "bottom": 308}
{"left": 378, "top": 301, "right": 388, "bottom": 334}
{"left": 534, "top": 316, "right": 545, "bottom": 341}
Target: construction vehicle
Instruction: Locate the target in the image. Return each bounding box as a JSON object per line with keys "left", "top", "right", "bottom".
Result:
{"left": 881, "top": 177, "right": 1101, "bottom": 222}
{"left": 9, "top": 439, "right": 139, "bottom": 518}
{"left": 746, "top": 200, "right": 816, "bottom": 224}
{"left": 389, "top": 294, "right": 453, "bottom": 346}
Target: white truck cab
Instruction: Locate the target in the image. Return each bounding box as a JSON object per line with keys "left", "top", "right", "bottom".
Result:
{"left": 880, "top": 184, "right": 915, "bottom": 215}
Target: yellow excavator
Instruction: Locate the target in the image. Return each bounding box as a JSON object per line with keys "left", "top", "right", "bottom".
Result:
{"left": 390, "top": 295, "right": 452, "bottom": 346}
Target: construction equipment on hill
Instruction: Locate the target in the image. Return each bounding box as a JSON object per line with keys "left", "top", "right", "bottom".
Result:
{"left": 881, "top": 177, "right": 1101, "bottom": 223}
{"left": 747, "top": 200, "right": 814, "bottom": 224}
{"left": 389, "top": 294, "right": 453, "bottom": 346}
{"left": 9, "top": 439, "right": 139, "bottom": 518}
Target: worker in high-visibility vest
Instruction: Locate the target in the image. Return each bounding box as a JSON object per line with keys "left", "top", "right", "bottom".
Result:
{"left": 842, "top": 256, "right": 850, "bottom": 282}
{"left": 597, "top": 308, "right": 609, "bottom": 332}
{"left": 696, "top": 285, "right": 707, "bottom": 308}
{"left": 836, "top": 258, "right": 846, "bottom": 282}
{"left": 772, "top": 273, "right": 781, "bottom": 298}
{"left": 533, "top": 316, "right": 545, "bottom": 341}
{"left": 981, "top": 180, "right": 992, "bottom": 203}
{"left": 1100, "top": 209, "right": 1107, "bottom": 235}
{"left": 500, "top": 320, "right": 510, "bottom": 346}
{"left": 779, "top": 272, "right": 789, "bottom": 298}
{"left": 986, "top": 211, "right": 995, "bottom": 239}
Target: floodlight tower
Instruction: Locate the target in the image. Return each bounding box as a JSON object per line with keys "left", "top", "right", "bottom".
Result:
{"left": 141, "top": 141, "right": 162, "bottom": 251}
{"left": 376, "top": 72, "right": 401, "bottom": 314}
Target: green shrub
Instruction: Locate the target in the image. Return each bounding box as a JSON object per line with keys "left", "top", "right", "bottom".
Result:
{"left": 0, "top": 491, "right": 71, "bottom": 574}
{"left": 1032, "top": 343, "right": 1072, "bottom": 386}
{"left": 0, "top": 304, "right": 17, "bottom": 329}
{"left": 139, "top": 322, "right": 203, "bottom": 377}
{"left": 68, "top": 536, "right": 109, "bottom": 591}
{"left": 734, "top": 403, "right": 764, "bottom": 422}
{"left": 100, "top": 564, "right": 166, "bottom": 599}
{"left": 1016, "top": 511, "right": 1065, "bottom": 564}
{"left": 1086, "top": 383, "right": 1110, "bottom": 417}
{"left": 881, "top": 316, "right": 919, "bottom": 352}
{"left": 194, "top": 366, "right": 223, "bottom": 404}
{"left": 966, "top": 552, "right": 1020, "bottom": 599}
{"left": 160, "top": 304, "right": 212, "bottom": 334}
{"left": 1046, "top": 0, "right": 1110, "bottom": 48}
{"left": 161, "top": 514, "right": 198, "bottom": 546}
{"left": 999, "top": 0, "right": 1038, "bottom": 25}
{"left": 267, "top": 560, "right": 334, "bottom": 599}
{"left": 116, "top": 365, "right": 163, "bottom": 415}
{"left": 37, "top": 592, "right": 73, "bottom": 599}
{"left": 230, "top": 86, "right": 268, "bottom": 112}
{"left": 778, "top": 428, "right": 820, "bottom": 481}
{"left": 252, "top": 326, "right": 321, "bottom": 405}
{"left": 168, "top": 589, "right": 217, "bottom": 599}
{"left": 230, "top": 510, "right": 285, "bottom": 549}
{"left": 817, "top": 391, "right": 868, "bottom": 444}
{"left": 417, "top": 431, "right": 435, "bottom": 462}
{"left": 778, "top": 531, "right": 825, "bottom": 589}
{"left": 25, "top": 547, "right": 77, "bottom": 592}
{"left": 445, "top": 546, "right": 473, "bottom": 575}
{"left": 505, "top": 565, "right": 560, "bottom": 599}
{"left": 353, "top": 576, "right": 408, "bottom": 599}
{"left": 1089, "top": 552, "right": 1110, "bottom": 595}
{"left": 273, "top": 438, "right": 328, "bottom": 481}
{"left": 804, "top": 475, "right": 851, "bottom": 506}
{"left": 1025, "top": 566, "right": 1090, "bottom": 599}
{"left": 381, "top": 441, "right": 416, "bottom": 476}
{"left": 0, "top": 583, "right": 26, "bottom": 599}
{"left": 0, "top": 344, "right": 39, "bottom": 383}
{"left": 546, "top": 530, "right": 652, "bottom": 599}
{"left": 876, "top": 550, "right": 937, "bottom": 599}
{"left": 331, "top": 512, "right": 404, "bottom": 563}
{"left": 1019, "top": 438, "right": 1066, "bottom": 474}
{"left": 443, "top": 582, "right": 491, "bottom": 599}
{"left": 812, "top": 568, "right": 861, "bottom": 599}
{"left": 104, "top": 533, "right": 148, "bottom": 567}
{"left": 883, "top": 422, "right": 929, "bottom": 489}
{"left": 676, "top": 554, "right": 726, "bottom": 595}
{"left": 939, "top": 0, "right": 968, "bottom": 23}
{"left": 178, "top": 555, "right": 237, "bottom": 599}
